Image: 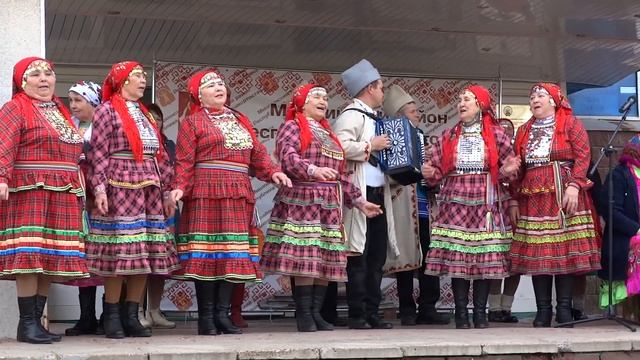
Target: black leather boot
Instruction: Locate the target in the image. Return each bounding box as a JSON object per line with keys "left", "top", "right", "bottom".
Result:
{"left": 311, "top": 285, "right": 333, "bottom": 331}
{"left": 532, "top": 275, "right": 553, "bottom": 328}
{"left": 95, "top": 294, "right": 105, "bottom": 335}
{"left": 555, "top": 275, "right": 574, "bottom": 327}
{"left": 103, "top": 302, "right": 125, "bottom": 339}
{"left": 66, "top": 286, "right": 98, "bottom": 336}
{"left": 452, "top": 278, "right": 471, "bottom": 329}
{"left": 17, "top": 296, "right": 52, "bottom": 344}
{"left": 195, "top": 280, "right": 218, "bottom": 335}
{"left": 294, "top": 285, "right": 317, "bottom": 332}
{"left": 34, "top": 295, "right": 61, "bottom": 342}
{"left": 122, "top": 301, "right": 152, "bottom": 337}
{"left": 472, "top": 280, "right": 490, "bottom": 329}
{"left": 215, "top": 281, "right": 242, "bottom": 334}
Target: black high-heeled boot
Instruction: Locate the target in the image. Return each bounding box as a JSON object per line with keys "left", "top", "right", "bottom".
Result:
{"left": 66, "top": 286, "right": 98, "bottom": 336}
{"left": 215, "top": 281, "right": 242, "bottom": 334}
{"left": 532, "top": 275, "right": 553, "bottom": 328}
{"left": 102, "top": 302, "right": 125, "bottom": 339}
{"left": 451, "top": 278, "right": 471, "bottom": 329}
{"left": 472, "top": 280, "right": 490, "bottom": 329}
{"left": 311, "top": 285, "right": 333, "bottom": 331}
{"left": 122, "top": 301, "right": 152, "bottom": 337}
{"left": 17, "top": 296, "right": 52, "bottom": 344}
{"left": 195, "top": 280, "right": 218, "bottom": 335}
{"left": 555, "top": 275, "right": 574, "bottom": 328}
{"left": 34, "top": 295, "right": 61, "bottom": 342}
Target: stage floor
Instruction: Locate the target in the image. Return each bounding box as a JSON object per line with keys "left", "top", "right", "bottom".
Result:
{"left": 1, "top": 316, "right": 639, "bottom": 359}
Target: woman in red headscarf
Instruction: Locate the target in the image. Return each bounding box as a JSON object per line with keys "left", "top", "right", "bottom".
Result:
{"left": 85, "top": 61, "right": 179, "bottom": 339}
{"left": 260, "top": 84, "right": 382, "bottom": 332}
{"left": 509, "top": 83, "right": 600, "bottom": 327}
{"left": 0, "top": 57, "right": 88, "bottom": 344}
{"left": 421, "top": 85, "right": 520, "bottom": 329}
{"left": 169, "top": 69, "right": 291, "bottom": 336}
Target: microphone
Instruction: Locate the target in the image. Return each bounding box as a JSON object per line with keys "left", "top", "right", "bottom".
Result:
{"left": 619, "top": 96, "right": 637, "bottom": 113}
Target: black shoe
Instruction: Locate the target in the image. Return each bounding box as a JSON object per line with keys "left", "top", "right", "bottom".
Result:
{"left": 532, "top": 275, "right": 552, "bottom": 328}
{"left": 34, "top": 295, "right": 61, "bottom": 342}
{"left": 103, "top": 302, "right": 125, "bottom": 339}
{"left": 488, "top": 310, "right": 504, "bottom": 322}
{"left": 416, "top": 311, "right": 450, "bottom": 325}
{"left": 121, "top": 301, "right": 152, "bottom": 337}
{"left": 347, "top": 317, "right": 371, "bottom": 329}
{"left": 367, "top": 316, "right": 393, "bottom": 329}
{"left": 472, "top": 280, "right": 489, "bottom": 329}
{"left": 554, "top": 275, "right": 574, "bottom": 328}
{"left": 572, "top": 308, "right": 588, "bottom": 321}
{"left": 400, "top": 315, "right": 417, "bottom": 326}
{"left": 215, "top": 281, "right": 242, "bottom": 334}
{"left": 17, "top": 296, "right": 53, "bottom": 344}
{"left": 294, "top": 285, "right": 317, "bottom": 332}
{"left": 500, "top": 310, "right": 519, "bottom": 323}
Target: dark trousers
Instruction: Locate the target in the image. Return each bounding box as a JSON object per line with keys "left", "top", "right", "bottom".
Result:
{"left": 396, "top": 216, "right": 441, "bottom": 317}
{"left": 320, "top": 281, "right": 338, "bottom": 323}
{"left": 346, "top": 186, "right": 388, "bottom": 319}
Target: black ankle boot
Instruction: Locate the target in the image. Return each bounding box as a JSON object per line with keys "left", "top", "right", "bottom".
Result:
{"left": 452, "top": 278, "right": 470, "bottom": 329}
{"left": 532, "top": 275, "right": 553, "bottom": 328}
{"left": 311, "top": 285, "right": 333, "bottom": 331}
{"left": 195, "top": 281, "right": 217, "bottom": 335}
{"left": 34, "top": 295, "right": 61, "bottom": 342}
{"left": 122, "top": 301, "right": 152, "bottom": 337}
{"left": 555, "top": 275, "right": 574, "bottom": 327}
{"left": 66, "top": 286, "right": 98, "bottom": 336}
{"left": 215, "top": 281, "right": 242, "bottom": 334}
{"left": 294, "top": 285, "right": 317, "bottom": 332}
{"left": 103, "top": 302, "right": 124, "bottom": 339}
{"left": 17, "top": 296, "right": 52, "bottom": 344}
{"left": 472, "top": 280, "right": 490, "bottom": 329}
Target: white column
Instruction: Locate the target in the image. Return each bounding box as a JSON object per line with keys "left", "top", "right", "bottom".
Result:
{"left": 0, "top": 0, "right": 45, "bottom": 340}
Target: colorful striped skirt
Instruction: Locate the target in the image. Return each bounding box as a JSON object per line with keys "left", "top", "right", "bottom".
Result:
{"left": 85, "top": 174, "right": 179, "bottom": 277}
{"left": 424, "top": 173, "right": 511, "bottom": 280}
{"left": 260, "top": 181, "right": 347, "bottom": 282}
{"left": 173, "top": 161, "right": 262, "bottom": 282}
{"left": 510, "top": 163, "right": 601, "bottom": 275}
{"left": 0, "top": 161, "right": 89, "bottom": 279}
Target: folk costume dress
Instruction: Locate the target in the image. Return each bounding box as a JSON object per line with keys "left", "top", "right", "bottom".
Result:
{"left": 260, "top": 84, "right": 365, "bottom": 282}
{"left": 0, "top": 57, "right": 88, "bottom": 280}
{"left": 509, "top": 83, "right": 600, "bottom": 275}
{"left": 85, "top": 61, "right": 179, "bottom": 276}
{"left": 423, "top": 86, "right": 513, "bottom": 280}
{"left": 173, "top": 71, "right": 280, "bottom": 283}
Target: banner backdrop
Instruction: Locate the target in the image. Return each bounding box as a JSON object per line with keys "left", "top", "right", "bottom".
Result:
{"left": 154, "top": 61, "right": 498, "bottom": 312}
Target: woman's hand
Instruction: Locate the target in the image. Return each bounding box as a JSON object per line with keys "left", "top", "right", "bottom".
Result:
{"left": 421, "top": 161, "right": 437, "bottom": 180}
{"left": 357, "top": 201, "right": 383, "bottom": 218}
{"left": 170, "top": 189, "right": 184, "bottom": 203}
{"left": 272, "top": 172, "right": 292, "bottom": 187}
{"left": 94, "top": 193, "right": 108, "bottom": 216}
{"left": 501, "top": 155, "right": 521, "bottom": 179}
{"left": 509, "top": 205, "right": 519, "bottom": 227}
{"left": 311, "top": 167, "right": 339, "bottom": 181}
{"left": 0, "top": 183, "right": 8, "bottom": 200}
{"left": 563, "top": 185, "right": 579, "bottom": 215}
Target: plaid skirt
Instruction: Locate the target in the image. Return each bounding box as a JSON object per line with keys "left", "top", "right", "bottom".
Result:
{"left": 0, "top": 188, "right": 88, "bottom": 279}
{"left": 85, "top": 185, "right": 179, "bottom": 276}
{"left": 260, "top": 182, "right": 347, "bottom": 282}
{"left": 510, "top": 192, "right": 600, "bottom": 274}
{"left": 424, "top": 202, "right": 511, "bottom": 280}
{"left": 174, "top": 197, "right": 262, "bottom": 282}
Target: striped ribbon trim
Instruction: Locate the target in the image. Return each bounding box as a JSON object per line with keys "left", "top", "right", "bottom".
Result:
{"left": 14, "top": 161, "right": 79, "bottom": 172}
{"left": 111, "top": 151, "right": 155, "bottom": 160}
{"left": 195, "top": 160, "right": 249, "bottom": 173}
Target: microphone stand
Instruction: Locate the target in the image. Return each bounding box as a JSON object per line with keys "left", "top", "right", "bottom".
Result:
{"left": 556, "top": 103, "right": 639, "bottom": 331}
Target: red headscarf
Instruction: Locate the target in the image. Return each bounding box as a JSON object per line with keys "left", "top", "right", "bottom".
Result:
{"left": 285, "top": 83, "right": 343, "bottom": 155}
{"left": 441, "top": 85, "right": 500, "bottom": 184}
{"left": 102, "top": 61, "right": 158, "bottom": 162}
{"left": 11, "top": 56, "right": 74, "bottom": 128}
{"left": 514, "top": 83, "right": 572, "bottom": 160}
{"left": 186, "top": 69, "right": 258, "bottom": 143}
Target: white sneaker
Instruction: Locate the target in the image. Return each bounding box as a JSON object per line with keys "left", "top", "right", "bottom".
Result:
{"left": 149, "top": 308, "right": 176, "bottom": 329}
{"left": 138, "top": 309, "right": 152, "bottom": 328}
